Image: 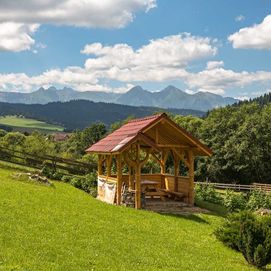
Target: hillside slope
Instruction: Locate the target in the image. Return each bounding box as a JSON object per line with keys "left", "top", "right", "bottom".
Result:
{"left": 0, "top": 165, "right": 255, "bottom": 271}
{"left": 0, "top": 100, "right": 204, "bottom": 130}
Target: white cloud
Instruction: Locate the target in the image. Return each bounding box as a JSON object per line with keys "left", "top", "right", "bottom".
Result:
{"left": 229, "top": 14, "right": 271, "bottom": 49}
{"left": 0, "top": 23, "right": 39, "bottom": 52}
{"left": 235, "top": 15, "right": 245, "bottom": 22}
{"left": 184, "top": 89, "right": 196, "bottom": 95}
{"left": 185, "top": 67, "right": 271, "bottom": 95}
{"left": 0, "top": 0, "right": 156, "bottom": 28}
{"left": 83, "top": 34, "right": 217, "bottom": 82}
{"left": 0, "top": 0, "right": 156, "bottom": 52}
{"left": 1, "top": 34, "right": 271, "bottom": 96}
{"left": 206, "top": 61, "right": 224, "bottom": 70}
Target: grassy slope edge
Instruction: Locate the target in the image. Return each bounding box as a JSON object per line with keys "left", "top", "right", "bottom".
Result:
{"left": 0, "top": 116, "right": 64, "bottom": 132}
{"left": 0, "top": 165, "right": 255, "bottom": 271}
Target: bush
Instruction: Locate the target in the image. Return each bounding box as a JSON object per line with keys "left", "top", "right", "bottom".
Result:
{"left": 215, "top": 211, "right": 255, "bottom": 250}
{"left": 246, "top": 190, "right": 271, "bottom": 211}
{"left": 41, "top": 165, "right": 63, "bottom": 180}
{"left": 239, "top": 219, "right": 271, "bottom": 268}
{"left": 61, "top": 175, "right": 73, "bottom": 183}
{"left": 215, "top": 211, "right": 271, "bottom": 268}
{"left": 195, "top": 184, "right": 222, "bottom": 204}
{"left": 70, "top": 172, "right": 97, "bottom": 196}
{"left": 223, "top": 190, "right": 247, "bottom": 212}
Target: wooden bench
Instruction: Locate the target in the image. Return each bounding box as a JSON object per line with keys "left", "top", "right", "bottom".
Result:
{"left": 160, "top": 189, "right": 186, "bottom": 201}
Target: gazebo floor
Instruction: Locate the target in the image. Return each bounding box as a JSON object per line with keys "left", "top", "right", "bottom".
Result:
{"left": 144, "top": 198, "right": 209, "bottom": 215}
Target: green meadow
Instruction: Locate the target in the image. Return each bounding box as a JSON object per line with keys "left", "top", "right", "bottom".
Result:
{"left": 0, "top": 116, "right": 64, "bottom": 132}
{"left": 0, "top": 162, "right": 256, "bottom": 271}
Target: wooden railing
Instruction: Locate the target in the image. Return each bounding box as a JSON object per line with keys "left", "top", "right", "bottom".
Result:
{"left": 0, "top": 148, "right": 96, "bottom": 175}
{"left": 196, "top": 182, "right": 271, "bottom": 193}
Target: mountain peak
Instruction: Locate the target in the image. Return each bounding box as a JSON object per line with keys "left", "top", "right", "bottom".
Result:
{"left": 47, "top": 86, "right": 57, "bottom": 92}
{"left": 161, "top": 85, "right": 183, "bottom": 94}
{"left": 128, "top": 85, "right": 145, "bottom": 92}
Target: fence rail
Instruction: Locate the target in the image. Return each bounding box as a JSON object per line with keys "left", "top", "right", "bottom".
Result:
{"left": 0, "top": 148, "right": 97, "bottom": 175}
{"left": 196, "top": 182, "right": 271, "bottom": 193}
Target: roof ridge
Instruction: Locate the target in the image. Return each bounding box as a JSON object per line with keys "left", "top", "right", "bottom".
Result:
{"left": 127, "top": 113, "right": 166, "bottom": 123}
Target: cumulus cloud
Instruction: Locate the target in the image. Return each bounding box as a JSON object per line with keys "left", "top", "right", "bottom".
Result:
{"left": 83, "top": 34, "right": 217, "bottom": 82}
{"left": 1, "top": 34, "right": 271, "bottom": 96}
{"left": 0, "top": 0, "right": 156, "bottom": 52}
{"left": 206, "top": 61, "right": 224, "bottom": 70}
{"left": 0, "top": 0, "right": 156, "bottom": 28}
{"left": 185, "top": 67, "right": 271, "bottom": 95}
{"left": 229, "top": 14, "right": 271, "bottom": 49}
{"left": 0, "top": 23, "right": 39, "bottom": 52}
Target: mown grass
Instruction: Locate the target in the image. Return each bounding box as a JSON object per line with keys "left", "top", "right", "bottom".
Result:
{"left": 0, "top": 165, "right": 256, "bottom": 271}
{"left": 0, "top": 115, "right": 64, "bottom": 131}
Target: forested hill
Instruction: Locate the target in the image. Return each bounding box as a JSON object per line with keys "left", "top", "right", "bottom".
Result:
{"left": 0, "top": 100, "right": 204, "bottom": 130}
{"left": 234, "top": 92, "right": 271, "bottom": 107}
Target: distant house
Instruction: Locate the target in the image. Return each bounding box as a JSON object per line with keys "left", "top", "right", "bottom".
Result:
{"left": 86, "top": 113, "right": 212, "bottom": 209}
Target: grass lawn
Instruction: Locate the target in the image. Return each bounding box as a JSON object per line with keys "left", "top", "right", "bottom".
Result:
{"left": 0, "top": 164, "right": 256, "bottom": 271}
{"left": 0, "top": 115, "right": 64, "bottom": 132}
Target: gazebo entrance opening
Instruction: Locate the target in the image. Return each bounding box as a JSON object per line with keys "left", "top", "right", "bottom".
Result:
{"left": 86, "top": 113, "right": 212, "bottom": 209}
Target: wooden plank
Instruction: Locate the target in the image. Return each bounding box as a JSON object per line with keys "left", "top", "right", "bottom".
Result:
{"left": 116, "top": 154, "right": 122, "bottom": 205}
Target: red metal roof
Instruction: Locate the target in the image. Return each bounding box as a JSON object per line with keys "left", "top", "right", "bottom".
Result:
{"left": 86, "top": 112, "right": 212, "bottom": 156}
{"left": 86, "top": 113, "right": 164, "bottom": 153}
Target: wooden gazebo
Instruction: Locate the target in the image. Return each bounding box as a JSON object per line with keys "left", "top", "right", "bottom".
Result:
{"left": 86, "top": 113, "right": 212, "bottom": 209}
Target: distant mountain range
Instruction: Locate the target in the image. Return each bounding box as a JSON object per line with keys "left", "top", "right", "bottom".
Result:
{"left": 0, "top": 100, "right": 204, "bottom": 130}
{"left": 0, "top": 85, "right": 238, "bottom": 111}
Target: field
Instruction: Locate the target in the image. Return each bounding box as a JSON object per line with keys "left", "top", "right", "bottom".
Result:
{"left": 0, "top": 163, "right": 256, "bottom": 271}
{"left": 0, "top": 116, "right": 64, "bottom": 132}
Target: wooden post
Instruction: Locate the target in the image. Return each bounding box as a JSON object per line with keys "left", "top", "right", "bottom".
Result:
{"left": 160, "top": 151, "right": 168, "bottom": 189}
{"left": 116, "top": 154, "right": 122, "bottom": 205}
{"left": 174, "top": 156, "right": 180, "bottom": 192}
{"left": 188, "top": 150, "right": 195, "bottom": 205}
{"left": 98, "top": 154, "right": 103, "bottom": 176}
{"left": 135, "top": 143, "right": 141, "bottom": 209}
{"left": 106, "top": 155, "right": 112, "bottom": 178}
{"left": 128, "top": 166, "right": 134, "bottom": 190}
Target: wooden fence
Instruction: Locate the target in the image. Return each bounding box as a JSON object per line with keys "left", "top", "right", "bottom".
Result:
{"left": 196, "top": 182, "right": 271, "bottom": 193}
{"left": 0, "top": 148, "right": 97, "bottom": 175}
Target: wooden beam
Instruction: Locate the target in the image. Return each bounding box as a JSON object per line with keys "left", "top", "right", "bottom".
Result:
{"left": 135, "top": 143, "right": 141, "bottom": 209}
{"left": 116, "top": 154, "right": 122, "bottom": 205}
{"left": 157, "top": 144, "right": 187, "bottom": 148}
{"left": 106, "top": 155, "right": 112, "bottom": 178}
{"left": 173, "top": 156, "right": 180, "bottom": 192}
{"left": 155, "top": 127, "right": 158, "bottom": 144}
{"left": 98, "top": 154, "right": 103, "bottom": 175}
{"left": 151, "top": 152, "right": 163, "bottom": 167}
{"left": 128, "top": 166, "right": 134, "bottom": 190}
{"left": 160, "top": 150, "right": 169, "bottom": 189}
{"left": 187, "top": 150, "right": 195, "bottom": 205}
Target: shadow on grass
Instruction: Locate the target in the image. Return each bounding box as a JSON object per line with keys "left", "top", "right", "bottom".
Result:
{"left": 161, "top": 212, "right": 210, "bottom": 224}
{"left": 195, "top": 199, "right": 228, "bottom": 218}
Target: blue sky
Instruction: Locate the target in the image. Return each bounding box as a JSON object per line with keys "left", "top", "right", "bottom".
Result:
{"left": 0, "top": 0, "right": 271, "bottom": 99}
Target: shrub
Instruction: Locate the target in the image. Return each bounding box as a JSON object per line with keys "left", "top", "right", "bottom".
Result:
{"left": 223, "top": 190, "right": 247, "bottom": 212}
{"left": 70, "top": 172, "right": 97, "bottom": 196}
{"left": 215, "top": 211, "right": 271, "bottom": 268}
{"left": 41, "top": 165, "right": 63, "bottom": 180}
{"left": 239, "top": 219, "right": 271, "bottom": 268}
{"left": 61, "top": 175, "right": 73, "bottom": 183}
{"left": 195, "top": 184, "right": 222, "bottom": 204}
{"left": 246, "top": 190, "right": 271, "bottom": 211}
{"left": 215, "top": 211, "right": 255, "bottom": 250}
